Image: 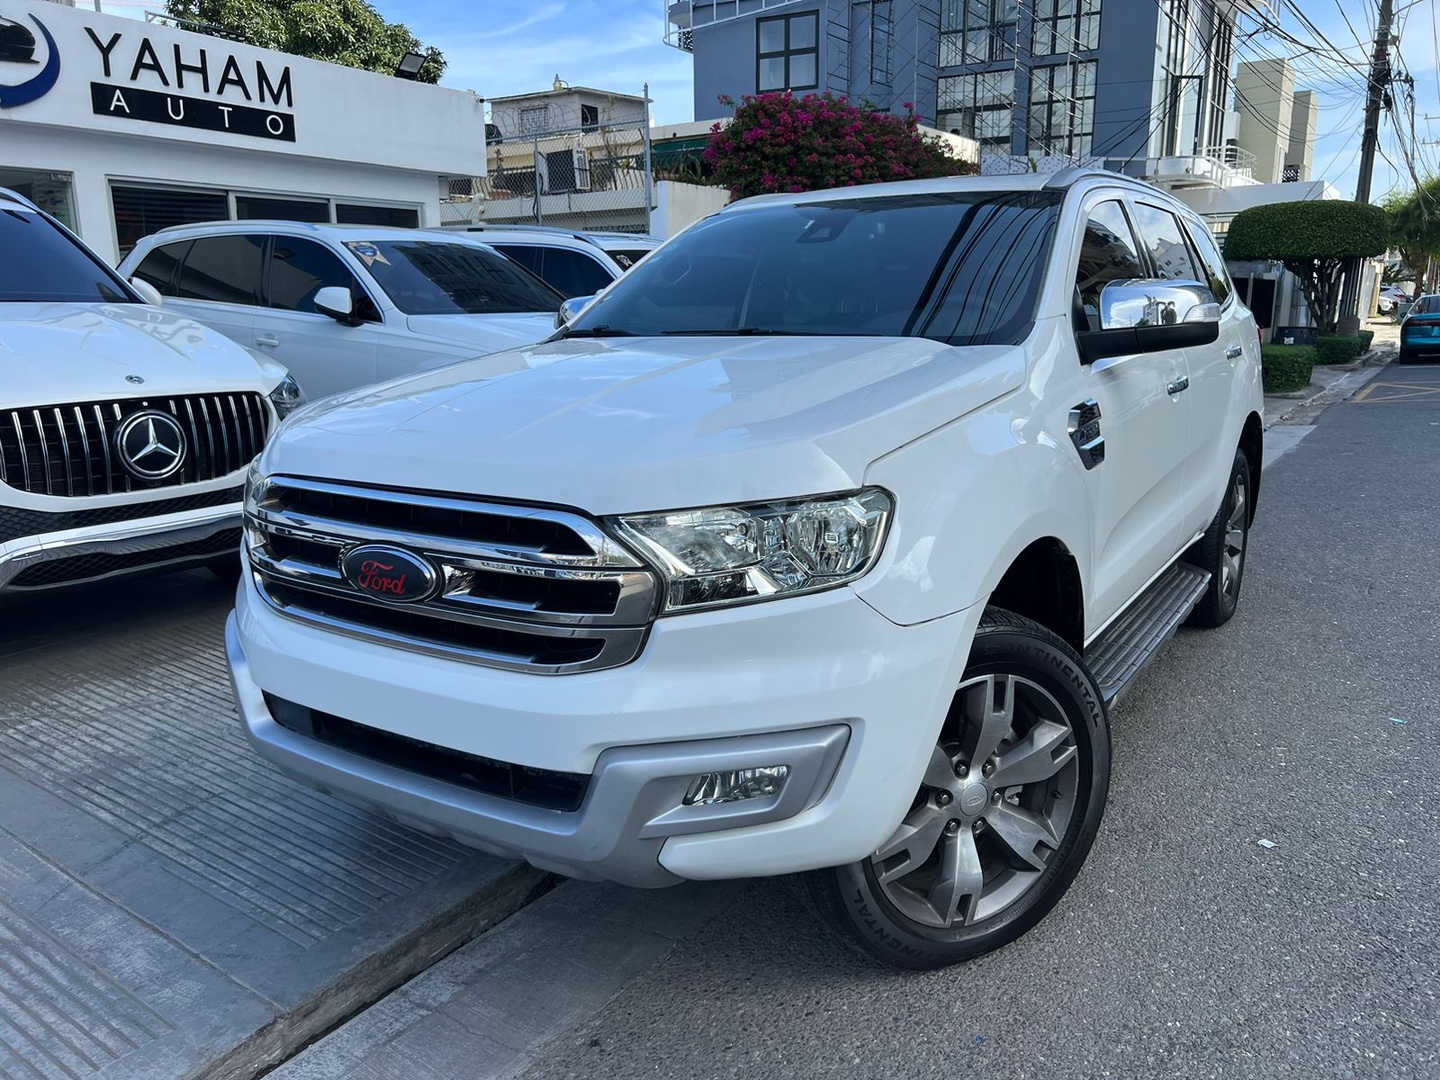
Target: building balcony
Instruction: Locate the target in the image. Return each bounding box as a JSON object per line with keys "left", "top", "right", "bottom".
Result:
{"left": 1143, "top": 146, "right": 1259, "bottom": 190}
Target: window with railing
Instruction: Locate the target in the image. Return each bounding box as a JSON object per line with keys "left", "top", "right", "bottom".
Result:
{"left": 1031, "top": 0, "right": 1100, "bottom": 57}
{"left": 1027, "top": 59, "right": 1096, "bottom": 156}
{"left": 937, "top": 69, "right": 1015, "bottom": 147}
{"left": 939, "top": 0, "right": 1017, "bottom": 67}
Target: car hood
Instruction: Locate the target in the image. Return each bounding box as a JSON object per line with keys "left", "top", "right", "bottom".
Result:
{"left": 0, "top": 302, "right": 281, "bottom": 406}
{"left": 262, "top": 335, "right": 1026, "bottom": 515}
{"left": 403, "top": 312, "right": 560, "bottom": 353}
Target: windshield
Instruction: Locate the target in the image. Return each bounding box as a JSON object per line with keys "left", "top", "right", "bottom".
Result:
{"left": 357, "top": 239, "right": 562, "bottom": 315}
{"left": 0, "top": 208, "right": 135, "bottom": 304}
{"left": 567, "top": 191, "right": 1060, "bottom": 344}
{"left": 1414, "top": 295, "right": 1440, "bottom": 314}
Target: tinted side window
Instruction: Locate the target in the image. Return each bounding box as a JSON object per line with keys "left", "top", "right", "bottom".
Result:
{"left": 268, "top": 237, "right": 363, "bottom": 314}
{"left": 175, "top": 235, "right": 265, "bottom": 305}
{"left": 1074, "top": 200, "right": 1145, "bottom": 329}
{"left": 1131, "top": 202, "right": 1203, "bottom": 283}
{"left": 133, "top": 241, "right": 191, "bottom": 295}
{"left": 1183, "top": 220, "right": 1232, "bottom": 304}
{"left": 493, "top": 244, "right": 544, "bottom": 277}
{"left": 539, "top": 248, "right": 614, "bottom": 298}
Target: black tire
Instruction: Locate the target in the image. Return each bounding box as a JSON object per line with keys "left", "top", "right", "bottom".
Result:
{"left": 1397, "top": 348, "right": 1414, "bottom": 364}
{"left": 1184, "top": 447, "right": 1251, "bottom": 628}
{"left": 805, "top": 609, "right": 1110, "bottom": 971}
{"left": 206, "top": 555, "right": 242, "bottom": 583}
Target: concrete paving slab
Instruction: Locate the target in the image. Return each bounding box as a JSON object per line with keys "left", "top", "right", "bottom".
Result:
{"left": 0, "top": 572, "right": 543, "bottom": 1080}
{"left": 268, "top": 880, "right": 741, "bottom": 1080}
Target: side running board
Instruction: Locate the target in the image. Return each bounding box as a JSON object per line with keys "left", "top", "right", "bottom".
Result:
{"left": 1086, "top": 562, "right": 1211, "bottom": 705}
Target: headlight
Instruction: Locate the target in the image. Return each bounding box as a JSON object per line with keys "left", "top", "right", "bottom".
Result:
{"left": 268, "top": 373, "right": 305, "bottom": 418}
{"left": 612, "top": 488, "right": 892, "bottom": 614}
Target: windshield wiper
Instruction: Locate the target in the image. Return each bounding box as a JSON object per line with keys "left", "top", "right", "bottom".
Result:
{"left": 561, "top": 325, "right": 637, "bottom": 338}
{"left": 658, "top": 328, "right": 817, "bottom": 336}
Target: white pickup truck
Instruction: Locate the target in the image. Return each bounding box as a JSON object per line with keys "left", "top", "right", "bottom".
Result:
{"left": 227, "top": 170, "right": 1263, "bottom": 970}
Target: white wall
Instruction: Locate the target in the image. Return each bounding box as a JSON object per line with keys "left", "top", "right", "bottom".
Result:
{"left": 0, "top": 0, "right": 485, "bottom": 174}
{"left": 653, "top": 181, "right": 730, "bottom": 239}
{"left": 3, "top": 123, "right": 444, "bottom": 261}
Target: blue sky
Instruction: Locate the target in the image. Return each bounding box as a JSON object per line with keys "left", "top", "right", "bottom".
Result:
{"left": 100, "top": 0, "right": 1438, "bottom": 202}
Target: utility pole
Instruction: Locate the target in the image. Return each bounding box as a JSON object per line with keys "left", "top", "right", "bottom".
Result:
{"left": 1338, "top": 0, "right": 1394, "bottom": 336}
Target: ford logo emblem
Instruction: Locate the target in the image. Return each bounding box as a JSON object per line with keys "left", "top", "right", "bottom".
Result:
{"left": 340, "top": 544, "right": 440, "bottom": 604}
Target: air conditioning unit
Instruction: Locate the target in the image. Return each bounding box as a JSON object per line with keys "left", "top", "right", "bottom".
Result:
{"left": 572, "top": 147, "right": 592, "bottom": 191}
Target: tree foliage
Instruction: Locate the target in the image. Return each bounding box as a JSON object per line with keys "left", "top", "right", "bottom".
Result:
{"left": 1383, "top": 176, "right": 1440, "bottom": 293}
{"left": 163, "top": 0, "right": 445, "bottom": 83}
{"left": 703, "top": 91, "right": 975, "bottom": 201}
{"left": 1224, "top": 201, "right": 1389, "bottom": 332}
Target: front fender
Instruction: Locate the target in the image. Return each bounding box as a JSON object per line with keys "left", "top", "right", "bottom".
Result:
{"left": 854, "top": 380, "right": 1093, "bottom": 628}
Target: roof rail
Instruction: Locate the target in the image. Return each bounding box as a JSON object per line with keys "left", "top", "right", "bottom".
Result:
{"left": 156, "top": 218, "right": 328, "bottom": 234}
{"left": 1042, "top": 166, "right": 1139, "bottom": 190}
{"left": 0, "top": 187, "right": 40, "bottom": 212}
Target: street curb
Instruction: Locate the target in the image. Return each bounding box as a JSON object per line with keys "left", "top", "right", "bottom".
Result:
{"left": 211, "top": 864, "right": 556, "bottom": 1080}
{"left": 1264, "top": 349, "right": 1393, "bottom": 428}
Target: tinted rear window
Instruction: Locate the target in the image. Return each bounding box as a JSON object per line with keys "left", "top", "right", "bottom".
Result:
{"left": 567, "top": 191, "right": 1060, "bottom": 345}
{"left": 0, "top": 208, "right": 133, "bottom": 303}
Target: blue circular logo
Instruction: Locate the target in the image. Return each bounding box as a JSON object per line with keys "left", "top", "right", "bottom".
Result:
{"left": 0, "top": 15, "right": 60, "bottom": 109}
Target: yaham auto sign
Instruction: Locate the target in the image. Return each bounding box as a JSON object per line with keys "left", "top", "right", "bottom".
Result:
{"left": 86, "top": 24, "right": 295, "bottom": 141}
{"left": 0, "top": 5, "right": 295, "bottom": 141}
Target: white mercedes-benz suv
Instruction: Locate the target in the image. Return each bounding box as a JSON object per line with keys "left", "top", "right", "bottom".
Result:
{"left": 228, "top": 171, "right": 1263, "bottom": 969}
{"left": 0, "top": 188, "right": 300, "bottom": 594}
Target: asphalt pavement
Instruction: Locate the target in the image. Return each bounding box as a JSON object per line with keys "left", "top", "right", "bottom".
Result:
{"left": 280, "top": 358, "right": 1440, "bottom": 1080}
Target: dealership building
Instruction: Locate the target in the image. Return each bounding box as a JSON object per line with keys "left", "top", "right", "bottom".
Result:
{"left": 0, "top": 0, "right": 486, "bottom": 260}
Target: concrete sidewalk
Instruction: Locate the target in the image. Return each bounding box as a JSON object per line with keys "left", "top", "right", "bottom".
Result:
{"left": 0, "top": 572, "right": 545, "bottom": 1080}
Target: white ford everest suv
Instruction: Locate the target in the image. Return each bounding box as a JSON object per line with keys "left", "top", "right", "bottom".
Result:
{"left": 0, "top": 189, "right": 299, "bottom": 594}
{"left": 228, "top": 171, "right": 1263, "bottom": 969}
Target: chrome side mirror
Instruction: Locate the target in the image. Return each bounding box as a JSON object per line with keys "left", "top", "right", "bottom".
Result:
{"left": 1099, "top": 279, "right": 1220, "bottom": 331}
{"left": 555, "top": 294, "right": 596, "bottom": 329}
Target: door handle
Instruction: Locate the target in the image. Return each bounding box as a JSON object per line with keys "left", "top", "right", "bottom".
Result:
{"left": 1225, "top": 346, "right": 1244, "bottom": 359}
{"left": 254, "top": 335, "right": 280, "bottom": 348}
{"left": 1167, "top": 376, "right": 1189, "bottom": 395}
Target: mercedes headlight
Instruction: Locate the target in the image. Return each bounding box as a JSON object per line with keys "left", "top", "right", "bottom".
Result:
{"left": 613, "top": 488, "right": 893, "bottom": 614}
{"left": 268, "top": 373, "right": 305, "bottom": 418}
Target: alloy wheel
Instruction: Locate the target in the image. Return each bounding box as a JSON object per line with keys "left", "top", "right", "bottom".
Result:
{"left": 870, "top": 673, "right": 1080, "bottom": 929}
{"left": 1221, "top": 469, "right": 1248, "bottom": 601}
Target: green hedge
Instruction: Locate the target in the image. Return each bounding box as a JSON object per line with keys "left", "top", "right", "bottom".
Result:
{"left": 1358, "top": 329, "right": 1375, "bottom": 352}
{"left": 1261, "top": 345, "right": 1315, "bottom": 394}
{"left": 1314, "top": 335, "right": 1366, "bottom": 365}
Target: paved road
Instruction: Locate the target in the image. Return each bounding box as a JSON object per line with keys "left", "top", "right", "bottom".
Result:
{"left": 505, "top": 364, "right": 1440, "bottom": 1080}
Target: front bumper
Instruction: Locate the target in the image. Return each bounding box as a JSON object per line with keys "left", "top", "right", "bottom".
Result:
{"left": 0, "top": 503, "right": 241, "bottom": 592}
{"left": 229, "top": 576, "right": 982, "bottom": 886}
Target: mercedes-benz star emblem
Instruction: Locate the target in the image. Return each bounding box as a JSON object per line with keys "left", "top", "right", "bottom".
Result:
{"left": 116, "top": 411, "right": 187, "bottom": 480}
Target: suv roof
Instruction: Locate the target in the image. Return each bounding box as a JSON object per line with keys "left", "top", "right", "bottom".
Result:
{"left": 152, "top": 220, "right": 497, "bottom": 246}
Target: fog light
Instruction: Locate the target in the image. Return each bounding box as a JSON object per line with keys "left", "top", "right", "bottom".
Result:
{"left": 683, "top": 765, "right": 790, "bottom": 806}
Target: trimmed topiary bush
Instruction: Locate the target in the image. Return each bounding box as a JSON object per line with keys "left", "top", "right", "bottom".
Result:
{"left": 1357, "top": 329, "right": 1375, "bottom": 352}
{"left": 1261, "top": 345, "right": 1315, "bottom": 393}
{"left": 1225, "top": 201, "right": 1389, "bottom": 333}
{"left": 1314, "top": 335, "right": 1365, "bottom": 365}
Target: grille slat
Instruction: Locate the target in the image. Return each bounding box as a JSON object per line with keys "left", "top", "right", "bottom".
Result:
{"left": 0, "top": 394, "right": 270, "bottom": 498}
{"left": 249, "top": 478, "right": 659, "bottom": 675}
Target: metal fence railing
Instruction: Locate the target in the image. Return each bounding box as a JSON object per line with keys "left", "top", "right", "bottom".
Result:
{"left": 441, "top": 114, "right": 655, "bottom": 235}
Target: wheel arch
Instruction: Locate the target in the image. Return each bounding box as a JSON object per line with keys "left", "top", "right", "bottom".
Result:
{"left": 1239, "top": 411, "right": 1262, "bottom": 523}
{"left": 987, "top": 537, "right": 1085, "bottom": 653}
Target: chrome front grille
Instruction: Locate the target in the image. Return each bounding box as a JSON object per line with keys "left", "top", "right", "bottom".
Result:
{"left": 0, "top": 393, "right": 271, "bottom": 497}
{"left": 246, "top": 477, "right": 659, "bottom": 674}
